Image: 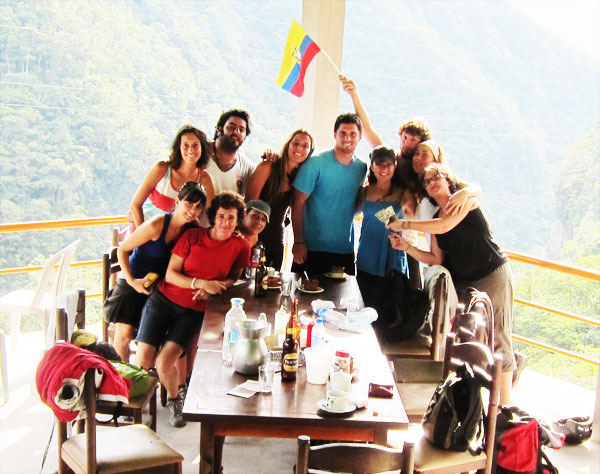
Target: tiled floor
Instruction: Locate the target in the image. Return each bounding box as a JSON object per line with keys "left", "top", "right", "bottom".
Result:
{"left": 0, "top": 328, "right": 598, "bottom": 474}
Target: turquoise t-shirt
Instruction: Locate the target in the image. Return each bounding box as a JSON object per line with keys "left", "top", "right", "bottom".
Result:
{"left": 293, "top": 149, "right": 367, "bottom": 254}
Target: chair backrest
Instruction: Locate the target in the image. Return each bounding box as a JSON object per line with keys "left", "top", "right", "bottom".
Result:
{"left": 296, "top": 435, "right": 414, "bottom": 474}
{"left": 429, "top": 273, "right": 448, "bottom": 361}
{"left": 57, "top": 369, "right": 99, "bottom": 473}
{"left": 102, "top": 247, "right": 121, "bottom": 341}
{"left": 442, "top": 333, "right": 502, "bottom": 472}
{"left": 28, "top": 240, "right": 80, "bottom": 309}
{"left": 54, "top": 240, "right": 81, "bottom": 300}
{"left": 454, "top": 290, "right": 494, "bottom": 352}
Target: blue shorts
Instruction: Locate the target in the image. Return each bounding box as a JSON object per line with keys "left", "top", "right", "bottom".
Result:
{"left": 137, "top": 290, "right": 204, "bottom": 351}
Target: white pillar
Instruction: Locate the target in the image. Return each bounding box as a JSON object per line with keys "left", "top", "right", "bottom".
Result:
{"left": 296, "top": 0, "right": 346, "bottom": 152}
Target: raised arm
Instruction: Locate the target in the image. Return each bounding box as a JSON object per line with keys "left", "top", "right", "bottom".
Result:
{"left": 445, "top": 181, "right": 482, "bottom": 216}
{"left": 388, "top": 198, "right": 478, "bottom": 234}
{"left": 291, "top": 188, "right": 309, "bottom": 264}
{"left": 245, "top": 161, "right": 272, "bottom": 201}
{"left": 339, "top": 75, "right": 383, "bottom": 150}
{"left": 129, "top": 161, "right": 168, "bottom": 228}
{"left": 116, "top": 216, "right": 163, "bottom": 294}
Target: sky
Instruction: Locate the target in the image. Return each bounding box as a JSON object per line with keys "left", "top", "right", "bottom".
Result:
{"left": 513, "top": 0, "right": 600, "bottom": 61}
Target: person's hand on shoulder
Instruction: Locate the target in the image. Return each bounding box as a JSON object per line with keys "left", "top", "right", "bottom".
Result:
{"left": 261, "top": 149, "right": 280, "bottom": 163}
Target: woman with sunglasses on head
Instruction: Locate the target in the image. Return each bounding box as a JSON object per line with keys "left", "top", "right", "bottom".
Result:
{"left": 355, "top": 145, "right": 416, "bottom": 315}
{"left": 387, "top": 162, "right": 514, "bottom": 405}
{"left": 245, "top": 128, "right": 315, "bottom": 270}
{"left": 104, "top": 182, "right": 206, "bottom": 362}
{"left": 129, "top": 124, "right": 215, "bottom": 229}
{"left": 135, "top": 191, "right": 250, "bottom": 427}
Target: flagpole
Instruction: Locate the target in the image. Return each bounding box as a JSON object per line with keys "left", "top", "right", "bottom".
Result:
{"left": 319, "top": 47, "right": 341, "bottom": 76}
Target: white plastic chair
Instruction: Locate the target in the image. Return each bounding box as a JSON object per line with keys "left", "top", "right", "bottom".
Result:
{"left": 0, "top": 240, "right": 80, "bottom": 349}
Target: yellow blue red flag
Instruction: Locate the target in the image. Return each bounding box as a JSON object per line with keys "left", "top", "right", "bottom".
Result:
{"left": 275, "top": 20, "right": 321, "bottom": 97}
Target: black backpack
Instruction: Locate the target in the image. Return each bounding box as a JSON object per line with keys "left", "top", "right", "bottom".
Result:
{"left": 422, "top": 362, "right": 484, "bottom": 452}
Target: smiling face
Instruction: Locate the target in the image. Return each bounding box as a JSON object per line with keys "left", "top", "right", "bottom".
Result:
{"left": 243, "top": 209, "right": 268, "bottom": 235}
{"left": 212, "top": 207, "right": 238, "bottom": 240}
{"left": 287, "top": 132, "right": 312, "bottom": 167}
{"left": 180, "top": 133, "right": 202, "bottom": 165}
{"left": 423, "top": 169, "right": 450, "bottom": 198}
{"left": 175, "top": 198, "right": 203, "bottom": 223}
{"left": 412, "top": 144, "right": 437, "bottom": 176}
{"left": 370, "top": 160, "right": 396, "bottom": 184}
{"left": 334, "top": 123, "right": 361, "bottom": 156}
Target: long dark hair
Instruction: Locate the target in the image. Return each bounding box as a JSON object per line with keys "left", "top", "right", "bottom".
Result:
{"left": 261, "top": 129, "right": 315, "bottom": 203}
{"left": 168, "top": 125, "right": 210, "bottom": 170}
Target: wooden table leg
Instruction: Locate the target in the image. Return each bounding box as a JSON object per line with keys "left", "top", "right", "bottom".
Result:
{"left": 214, "top": 436, "right": 225, "bottom": 474}
{"left": 199, "top": 423, "right": 215, "bottom": 474}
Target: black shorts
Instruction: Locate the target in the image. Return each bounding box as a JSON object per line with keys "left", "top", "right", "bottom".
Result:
{"left": 102, "top": 279, "right": 148, "bottom": 328}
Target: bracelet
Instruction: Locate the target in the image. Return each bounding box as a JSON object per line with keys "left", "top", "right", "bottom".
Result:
{"left": 402, "top": 220, "right": 411, "bottom": 230}
{"left": 190, "top": 277, "right": 196, "bottom": 289}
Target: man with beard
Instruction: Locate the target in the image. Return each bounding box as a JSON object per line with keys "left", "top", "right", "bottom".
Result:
{"left": 206, "top": 109, "right": 256, "bottom": 196}
{"left": 291, "top": 113, "right": 367, "bottom": 277}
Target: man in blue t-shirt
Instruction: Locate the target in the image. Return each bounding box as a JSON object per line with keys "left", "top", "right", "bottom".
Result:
{"left": 291, "top": 113, "right": 368, "bottom": 276}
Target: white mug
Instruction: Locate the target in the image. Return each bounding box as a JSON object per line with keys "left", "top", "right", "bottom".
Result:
{"left": 325, "top": 389, "right": 347, "bottom": 411}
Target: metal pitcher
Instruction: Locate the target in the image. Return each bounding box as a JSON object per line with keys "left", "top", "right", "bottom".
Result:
{"left": 231, "top": 319, "right": 268, "bottom": 374}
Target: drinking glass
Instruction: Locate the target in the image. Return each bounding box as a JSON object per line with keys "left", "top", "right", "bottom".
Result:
{"left": 280, "top": 273, "right": 293, "bottom": 296}
{"left": 258, "top": 364, "right": 275, "bottom": 392}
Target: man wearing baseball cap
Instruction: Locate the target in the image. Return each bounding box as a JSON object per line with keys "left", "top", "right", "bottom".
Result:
{"left": 239, "top": 200, "right": 271, "bottom": 248}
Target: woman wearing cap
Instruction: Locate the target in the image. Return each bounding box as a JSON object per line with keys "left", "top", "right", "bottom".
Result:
{"left": 135, "top": 191, "right": 250, "bottom": 427}
{"left": 388, "top": 162, "right": 514, "bottom": 405}
{"left": 104, "top": 182, "right": 206, "bottom": 362}
{"left": 246, "top": 128, "right": 315, "bottom": 270}
{"left": 129, "top": 124, "right": 216, "bottom": 229}
{"left": 238, "top": 200, "right": 271, "bottom": 248}
{"left": 356, "top": 145, "right": 416, "bottom": 315}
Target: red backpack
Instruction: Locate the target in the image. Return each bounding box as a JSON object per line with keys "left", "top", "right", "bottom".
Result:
{"left": 494, "top": 406, "right": 559, "bottom": 474}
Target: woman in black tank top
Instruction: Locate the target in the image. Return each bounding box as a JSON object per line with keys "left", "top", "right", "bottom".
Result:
{"left": 245, "top": 129, "right": 315, "bottom": 270}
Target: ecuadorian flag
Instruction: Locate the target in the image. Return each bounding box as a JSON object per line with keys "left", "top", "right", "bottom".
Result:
{"left": 275, "top": 20, "right": 321, "bottom": 97}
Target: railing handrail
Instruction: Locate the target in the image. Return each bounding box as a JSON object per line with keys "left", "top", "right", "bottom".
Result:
{"left": 505, "top": 250, "right": 600, "bottom": 282}
{"left": 0, "top": 216, "right": 128, "bottom": 233}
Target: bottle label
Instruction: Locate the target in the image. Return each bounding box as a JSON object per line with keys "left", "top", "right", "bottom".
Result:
{"left": 230, "top": 328, "right": 239, "bottom": 347}
{"left": 282, "top": 353, "right": 298, "bottom": 372}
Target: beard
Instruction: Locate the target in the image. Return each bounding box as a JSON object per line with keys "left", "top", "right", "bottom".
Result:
{"left": 400, "top": 148, "right": 415, "bottom": 161}
{"left": 218, "top": 134, "right": 242, "bottom": 153}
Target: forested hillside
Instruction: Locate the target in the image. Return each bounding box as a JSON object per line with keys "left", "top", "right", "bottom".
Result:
{"left": 1, "top": 0, "right": 598, "bottom": 266}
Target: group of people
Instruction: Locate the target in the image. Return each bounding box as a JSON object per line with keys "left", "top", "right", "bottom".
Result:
{"left": 104, "top": 75, "right": 516, "bottom": 427}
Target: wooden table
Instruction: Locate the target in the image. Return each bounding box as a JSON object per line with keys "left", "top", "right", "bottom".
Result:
{"left": 183, "top": 275, "right": 408, "bottom": 474}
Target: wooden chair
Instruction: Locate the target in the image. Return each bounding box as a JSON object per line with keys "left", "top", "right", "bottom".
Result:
{"left": 101, "top": 246, "right": 120, "bottom": 343}
{"left": 296, "top": 435, "right": 414, "bottom": 474}
{"left": 390, "top": 333, "right": 502, "bottom": 474}
{"left": 382, "top": 273, "right": 448, "bottom": 361}
{"left": 57, "top": 370, "right": 183, "bottom": 474}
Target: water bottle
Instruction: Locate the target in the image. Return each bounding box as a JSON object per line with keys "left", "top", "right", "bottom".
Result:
{"left": 310, "top": 317, "right": 325, "bottom": 346}
{"left": 222, "top": 298, "right": 247, "bottom": 365}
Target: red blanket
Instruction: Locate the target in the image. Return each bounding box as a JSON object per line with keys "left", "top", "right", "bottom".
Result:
{"left": 36, "top": 342, "right": 131, "bottom": 422}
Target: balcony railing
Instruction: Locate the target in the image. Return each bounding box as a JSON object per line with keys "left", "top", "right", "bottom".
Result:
{"left": 1, "top": 215, "right": 599, "bottom": 366}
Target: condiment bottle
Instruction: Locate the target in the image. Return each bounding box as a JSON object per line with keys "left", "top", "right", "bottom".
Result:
{"left": 281, "top": 298, "right": 299, "bottom": 382}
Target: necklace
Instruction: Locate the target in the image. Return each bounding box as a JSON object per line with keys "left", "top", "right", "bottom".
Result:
{"left": 372, "top": 185, "right": 394, "bottom": 202}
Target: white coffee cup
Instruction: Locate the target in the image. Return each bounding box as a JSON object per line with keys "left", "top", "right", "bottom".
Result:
{"left": 330, "top": 370, "right": 352, "bottom": 392}
{"left": 325, "top": 389, "right": 347, "bottom": 411}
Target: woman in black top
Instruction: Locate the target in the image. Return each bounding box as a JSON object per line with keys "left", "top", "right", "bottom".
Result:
{"left": 245, "top": 129, "right": 315, "bottom": 270}
{"left": 387, "top": 162, "right": 514, "bottom": 405}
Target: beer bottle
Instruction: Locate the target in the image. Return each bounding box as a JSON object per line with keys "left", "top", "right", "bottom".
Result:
{"left": 254, "top": 254, "right": 267, "bottom": 297}
{"left": 281, "top": 298, "right": 299, "bottom": 381}
{"left": 292, "top": 299, "right": 301, "bottom": 346}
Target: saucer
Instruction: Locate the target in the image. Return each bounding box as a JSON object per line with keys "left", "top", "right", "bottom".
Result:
{"left": 324, "top": 272, "right": 347, "bottom": 280}
{"left": 317, "top": 399, "right": 357, "bottom": 414}
{"left": 298, "top": 286, "right": 324, "bottom": 294}
{"left": 266, "top": 285, "right": 281, "bottom": 290}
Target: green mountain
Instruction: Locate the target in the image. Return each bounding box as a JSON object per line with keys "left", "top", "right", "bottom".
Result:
{"left": 1, "top": 0, "right": 598, "bottom": 270}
